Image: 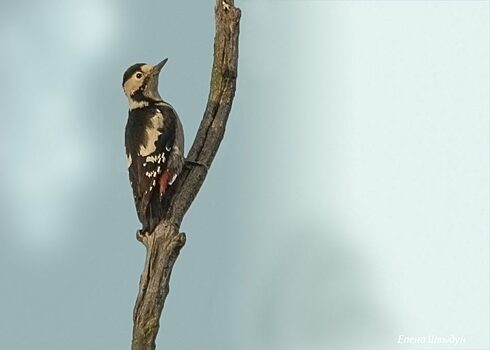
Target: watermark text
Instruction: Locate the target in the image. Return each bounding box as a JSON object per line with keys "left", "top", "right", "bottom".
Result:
{"left": 398, "top": 335, "right": 466, "bottom": 346}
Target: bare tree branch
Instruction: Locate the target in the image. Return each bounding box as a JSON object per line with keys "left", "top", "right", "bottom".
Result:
{"left": 131, "top": 1, "right": 241, "bottom": 349}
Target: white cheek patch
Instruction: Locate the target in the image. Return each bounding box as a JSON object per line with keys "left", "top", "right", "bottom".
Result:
{"left": 123, "top": 65, "right": 151, "bottom": 97}
{"left": 123, "top": 77, "right": 143, "bottom": 97}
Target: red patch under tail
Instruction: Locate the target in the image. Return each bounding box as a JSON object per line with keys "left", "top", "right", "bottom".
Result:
{"left": 159, "top": 169, "right": 173, "bottom": 196}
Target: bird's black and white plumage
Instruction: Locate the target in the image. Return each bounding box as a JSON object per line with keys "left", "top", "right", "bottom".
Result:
{"left": 122, "top": 59, "right": 184, "bottom": 234}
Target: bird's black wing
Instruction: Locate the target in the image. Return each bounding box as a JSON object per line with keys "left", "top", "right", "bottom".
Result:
{"left": 125, "top": 105, "right": 176, "bottom": 232}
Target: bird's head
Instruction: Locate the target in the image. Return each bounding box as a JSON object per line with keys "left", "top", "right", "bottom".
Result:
{"left": 122, "top": 59, "right": 167, "bottom": 109}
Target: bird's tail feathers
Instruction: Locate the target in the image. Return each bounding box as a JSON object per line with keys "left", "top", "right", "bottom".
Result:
{"left": 143, "top": 192, "right": 164, "bottom": 234}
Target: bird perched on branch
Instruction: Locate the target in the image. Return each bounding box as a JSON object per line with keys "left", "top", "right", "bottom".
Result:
{"left": 122, "top": 59, "right": 184, "bottom": 235}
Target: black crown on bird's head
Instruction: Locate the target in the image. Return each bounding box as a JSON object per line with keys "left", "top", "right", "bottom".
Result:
{"left": 122, "top": 63, "right": 146, "bottom": 86}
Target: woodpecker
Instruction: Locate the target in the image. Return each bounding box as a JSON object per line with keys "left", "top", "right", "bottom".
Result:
{"left": 122, "top": 59, "right": 184, "bottom": 235}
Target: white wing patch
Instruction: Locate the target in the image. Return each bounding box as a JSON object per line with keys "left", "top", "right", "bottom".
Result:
{"left": 138, "top": 110, "right": 164, "bottom": 156}
{"left": 145, "top": 170, "right": 158, "bottom": 177}
{"left": 127, "top": 154, "right": 132, "bottom": 168}
{"left": 145, "top": 153, "right": 165, "bottom": 163}
{"left": 144, "top": 151, "right": 166, "bottom": 193}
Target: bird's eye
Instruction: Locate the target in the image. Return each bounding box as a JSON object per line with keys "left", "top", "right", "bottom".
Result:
{"left": 135, "top": 73, "right": 143, "bottom": 79}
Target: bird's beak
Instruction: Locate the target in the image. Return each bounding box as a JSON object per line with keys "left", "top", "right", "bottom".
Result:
{"left": 143, "top": 59, "right": 167, "bottom": 101}
{"left": 151, "top": 58, "right": 168, "bottom": 75}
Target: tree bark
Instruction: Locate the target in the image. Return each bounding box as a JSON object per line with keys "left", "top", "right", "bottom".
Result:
{"left": 131, "top": 1, "right": 241, "bottom": 349}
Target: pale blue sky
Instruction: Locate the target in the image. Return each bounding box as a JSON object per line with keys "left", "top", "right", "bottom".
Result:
{"left": 0, "top": 1, "right": 488, "bottom": 349}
